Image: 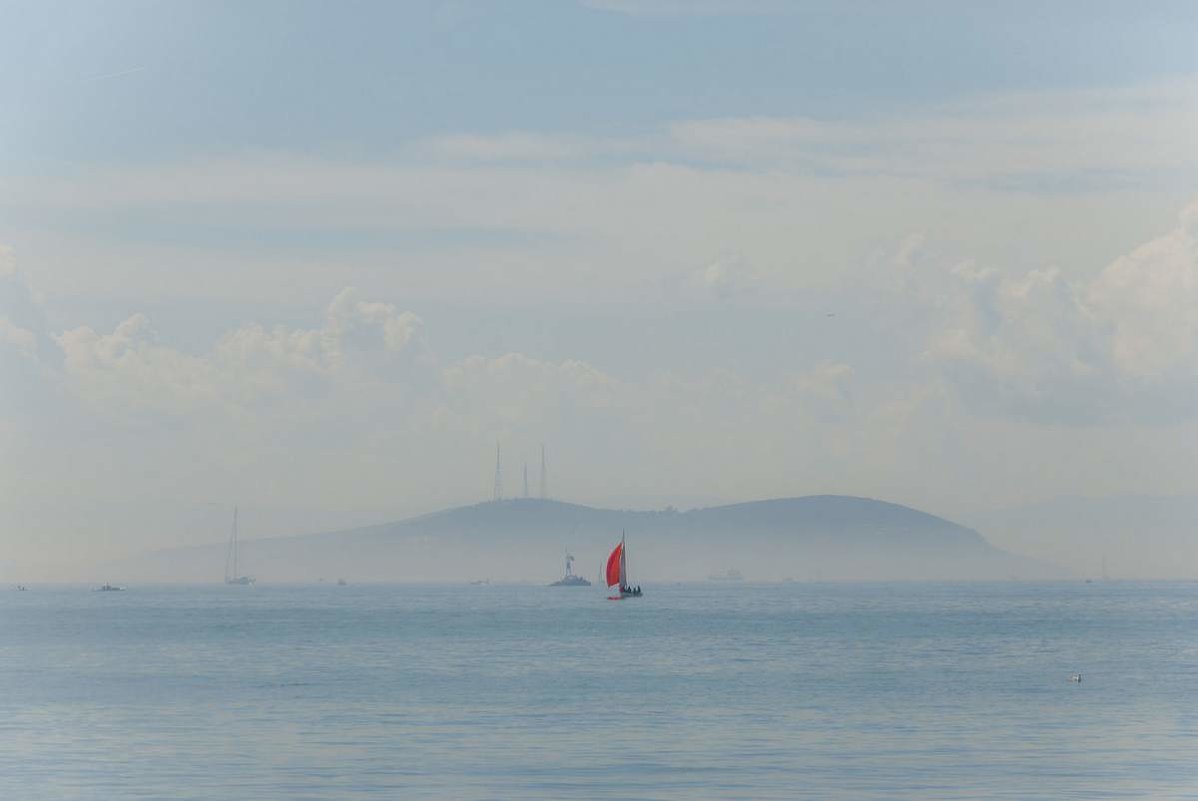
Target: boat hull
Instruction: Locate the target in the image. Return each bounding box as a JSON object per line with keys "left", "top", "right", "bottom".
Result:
{"left": 549, "top": 576, "right": 591, "bottom": 587}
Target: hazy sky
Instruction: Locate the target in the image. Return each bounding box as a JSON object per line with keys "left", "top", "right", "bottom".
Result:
{"left": 2, "top": 1, "right": 1196, "bottom": 571}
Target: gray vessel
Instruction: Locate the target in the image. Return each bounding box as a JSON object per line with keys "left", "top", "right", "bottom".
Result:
{"left": 550, "top": 552, "right": 591, "bottom": 586}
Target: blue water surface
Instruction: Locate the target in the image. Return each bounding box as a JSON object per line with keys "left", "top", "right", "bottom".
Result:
{"left": 1, "top": 581, "right": 1196, "bottom": 800}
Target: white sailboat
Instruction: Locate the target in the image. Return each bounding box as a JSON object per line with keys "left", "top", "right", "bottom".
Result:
{"left": 224, "top": 506, "right": 255, "bottom": 585}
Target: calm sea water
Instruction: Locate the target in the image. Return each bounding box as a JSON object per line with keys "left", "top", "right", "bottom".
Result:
{"left": 1, "top": 582, "right": 1196, "bottom": 800}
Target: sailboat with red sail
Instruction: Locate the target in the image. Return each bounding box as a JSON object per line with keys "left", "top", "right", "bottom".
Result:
{"left": 605, "top": 531, "right": 642, "bottom": 599}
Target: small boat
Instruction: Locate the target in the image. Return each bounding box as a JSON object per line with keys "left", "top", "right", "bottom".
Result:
{"left": 16, "top": 585, "right": 28, "bottom": 591}
{"left": 605, "top": 531, "right": 642, "bottom": 599}
{"left": 96, "top": 583, "right": 125, "bottom": 592}
{"left": 224, "top": 506, "right": 255, "bottom": 586}
{"left": 1069, "top": 673, "right": 1082, "bottom": 683}
{"left": 708, "top": 568, "right": 743, "bottom": 582}
{"left": 469, "top": 579, "right": 490, "bottom": 585}
{"left": 337, "top": 578, "right": 348, "bottom": 586}
{"left": 550, "top": 551, "right": 591, "bottom": 587}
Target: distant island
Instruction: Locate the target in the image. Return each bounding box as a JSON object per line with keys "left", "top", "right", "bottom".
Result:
{"left": 116, "top": 495, "right": 1061, "bottom": 583}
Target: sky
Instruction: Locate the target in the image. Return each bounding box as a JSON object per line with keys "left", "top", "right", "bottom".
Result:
{"left": 1, "top": 1, "right": 1196, "bottom": 575}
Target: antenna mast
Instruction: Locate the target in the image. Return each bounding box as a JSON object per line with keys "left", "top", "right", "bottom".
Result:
{"left": 539, "top": 443, "right": 548, "bottom": 499}
{"left": 492, "top": 443, "right": 503, "bottom": 501}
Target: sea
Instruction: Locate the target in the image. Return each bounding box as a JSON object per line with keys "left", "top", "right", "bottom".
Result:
{"left": 2, "top": 581, "right": 1196, "bottom": 800}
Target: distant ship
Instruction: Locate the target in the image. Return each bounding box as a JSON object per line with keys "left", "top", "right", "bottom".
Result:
{"left": 605, "top": 532, "right": 642, "bottom": 599}
{"left": 337, "top": 578, "right": 348, "bottom": 586}
{"left": 550, "top": 552, "right": 591, "bottom": 586}
{"left": 95, "top": 583, "right": 125, "bottom": 592}
{"left": 469, "top": 579, "right": 490, "bottom": 585}
{"left": 224, "top": 506, "right": 255, "bottom": 586}
{"left": 708, "top": 568, "right": 744, "bottom": 582}
{"left": 15, "top": 585, "right": 27, "bottom": 591}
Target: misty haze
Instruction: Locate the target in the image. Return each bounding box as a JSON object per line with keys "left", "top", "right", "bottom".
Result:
{"left": 2, "top": 2, "right": 1196, "bottom": 799}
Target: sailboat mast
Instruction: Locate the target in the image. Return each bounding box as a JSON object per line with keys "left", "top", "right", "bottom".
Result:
{"left": 224, "top": 505, "right": 234, "bottom": 582}
{"left": 620, "top": 530, "right": 627, "bottom": 588}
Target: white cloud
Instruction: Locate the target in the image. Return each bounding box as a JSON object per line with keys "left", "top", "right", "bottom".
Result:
{"left": 0, "top": 253, "right": 63, "bottom": 420}
{"left": 325, "top": 287, "right": 423, "bottom": 355}
{"left": 670, "top": 79, "right": 1198, "bottom": 186}
{"left": 56, "top": 314, "right": 224, "bottom": 417}
{"left": 0, "top": 247, "right": 50, "bottom": 346}
{"left": 55, "top": 287, "right": 426, "bottom": 419}
{"left": 0, "top": 317, "right": 36, "bottom": 356}
{"left": 1087, "top": 199, "right": 1198, "bottom": 378}
{"left": 693, "top": 253, "right": 759, "bottom": 300}
{"left": 924, "top": 198, "right": 1198, "bottom": 423}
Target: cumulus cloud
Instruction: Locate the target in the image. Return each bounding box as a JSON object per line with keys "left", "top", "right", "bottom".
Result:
{"left": 56, "top": 314, "right": 225, "bottom": 418}
{"left": 0, "top": 250, "right": 62, "bottom": 418}
{"left": 14, "top": 276, "right": 624, "bottom": 443}
{"left": 925, "top": 198, "right": 1198, "bottom": 423}
{"left": 55, "top": 287, "right": 426, "bottom": 419}
{"left": 325, "top": 288, "right": 423, "bottom": 355}
{"left": 0, "top": 317, "right": 37, "bottom": 356}
{"left": 694, "top": 254, "right": 758, "bottom": 300}
{"left": 216, "top": 287, "right": 425, "bottom": 392}
{"left": 1087, "top": 200, "right": 1198, "bottom": 378}
{"left": 0, "top": 247, "right": 52, "bottom": 356}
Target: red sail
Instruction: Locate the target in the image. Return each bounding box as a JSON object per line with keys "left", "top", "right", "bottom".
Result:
{"left": 605, "top": 542, "right": 624, "bottom": 587}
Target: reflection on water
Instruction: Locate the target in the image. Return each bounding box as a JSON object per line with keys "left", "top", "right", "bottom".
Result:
{"left": 2, "top": 582, "right": 1196, "bottom": 799}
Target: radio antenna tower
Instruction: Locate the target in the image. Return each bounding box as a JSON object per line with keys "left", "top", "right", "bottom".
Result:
{"left": 492, "top": 442, "right": 503, "bottom": 501}
{"left": 539, "top": 443, "right": 548, "bottom": 499}
{"left": 523, "top": 462, "right": 529, "bottom": 498}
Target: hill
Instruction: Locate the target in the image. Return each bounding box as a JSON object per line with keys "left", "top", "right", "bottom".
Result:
{"left": 117, "top": 495, "right": 1059, "bottom": 583}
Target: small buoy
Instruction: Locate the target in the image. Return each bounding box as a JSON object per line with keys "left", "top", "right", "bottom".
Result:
{"left": 1069, "top": 673, "right": 1082, "bottom": 683}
